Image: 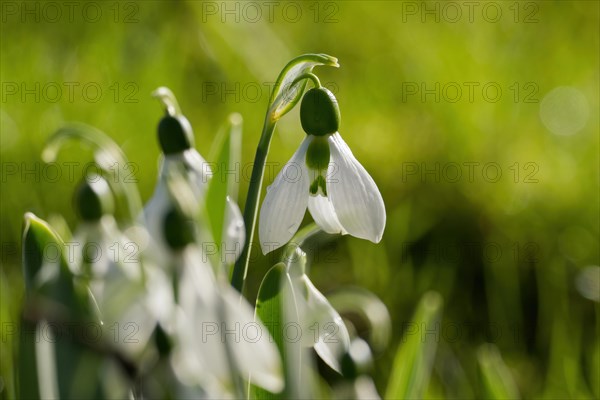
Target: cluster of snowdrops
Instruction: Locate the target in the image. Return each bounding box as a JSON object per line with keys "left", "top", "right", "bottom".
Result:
{"left": 18, "top": 54, "right": 392, "bottom": 399}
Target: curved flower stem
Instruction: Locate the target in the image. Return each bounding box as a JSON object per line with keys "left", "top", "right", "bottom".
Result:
{"left": 291, "top": 73, "right": 322, "bottom": 89}
{"left": 151, "top": 86, "right": 181, "bottom": 116}
{"left": 231, "top": 114, "right": 276, "bottom": 293}
{"left": 42, "top": 124, "right": 143, "bottom": 225}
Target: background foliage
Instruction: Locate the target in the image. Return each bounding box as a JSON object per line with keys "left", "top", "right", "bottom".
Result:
{"left": 1, "top": 1, "right": 598, "bottom": 398}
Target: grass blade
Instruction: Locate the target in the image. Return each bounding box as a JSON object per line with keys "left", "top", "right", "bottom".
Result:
{"left": 477, "top": 344, "right": 520, "bottom": 399}
{"left": 206, "top": 113, "right": 242, "bottom": 263}
{"left": 385, "top": 291, "right": 443, "bottom": 400}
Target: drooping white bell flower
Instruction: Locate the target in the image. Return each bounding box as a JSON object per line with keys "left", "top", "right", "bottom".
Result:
{"left": 173, "top": 246, "right": 284, "bottom": 395}
{"left": 71, "top": 175, "right": 156, "bottom": 359}
{"left": 285, "top": 247, "right": 350, "bottom": 373}
{"left": 159, "top": 204, "right": 283, "bottom": 396}
{"left": 293, "top": 271, "right": 351, "bottom": 373}
{"left": 259, "top": 87, "right": 385, "bottom": 253}
{"left": 143, "top": 112, "right": 245, "bottom": 264}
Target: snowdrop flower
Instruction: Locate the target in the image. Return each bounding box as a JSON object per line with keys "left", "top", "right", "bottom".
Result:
{"left": 287, "top": 251, "right": 350, "bottom": 373}
{"left": 71, "top": 175, "right": 156, "bottom": 359}
{"left": 160, "top": 204, "right": 283, "bottom": 395}
{"left": 144, "top": 111, "right": 245, "bottom": 264}
{"left": 259, "top": 86, "right": 386, "bottom": 253}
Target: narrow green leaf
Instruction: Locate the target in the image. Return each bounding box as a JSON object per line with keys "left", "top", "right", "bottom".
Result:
{"left": 251, "top": 262, "right": 309, "bottom": 399}
{"left": 0, "top": 271, "right": 16, "bottom": 400}
{"left": 252, "top": 263, "right": 288, "bottom": 400}
{"left": 18, "top": 318, "right": 40, "bottom": 399}
{"left": 590, "top": 337, "right": 600, "bottom": 399}
{"left": 20, "top": 213, "right": 96, "bottom": 399}
{"left": 206, "top": 113, "right": 242, "bottom": 259}
{"left": 477, "top": 344, "right": 521, "bottom": 399}
{"left": 385, "top": 291, "right": 443, "bottom": 400}
{"left": 21, "top": 212, "right": 87, "bottom": 316}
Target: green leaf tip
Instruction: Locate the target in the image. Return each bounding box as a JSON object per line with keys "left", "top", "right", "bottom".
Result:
{"left": 477, "top": 344, "right": 521, "bottom": 399}
{"left": 422, "top": 290, "right": 443, "bottom": 311}
{"left": 228, "top": 112, "right": 243, "bottom": 126}
{"left": 22, "top": 213, "right": 65, "bottom": 291}
{"left": 385, "top": 291, "right": 444, "bottom": 400}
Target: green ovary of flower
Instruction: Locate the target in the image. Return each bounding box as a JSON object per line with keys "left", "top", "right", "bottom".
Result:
{"left": 300, "top": 87, "right": 340, "bottom": 136}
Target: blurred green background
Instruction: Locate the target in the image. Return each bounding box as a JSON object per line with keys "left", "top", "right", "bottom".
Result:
{"left": 1, "top": 1, "right": 598, "bottom": 398}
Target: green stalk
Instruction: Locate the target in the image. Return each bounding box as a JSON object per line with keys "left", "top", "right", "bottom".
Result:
{"left": 231, "top": 114, "right": 276, "bottom": 293}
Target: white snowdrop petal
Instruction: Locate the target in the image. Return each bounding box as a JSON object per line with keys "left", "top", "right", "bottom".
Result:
{"left": 307, "top": 195, "right": 346, "bottom": 235}
{"left": 222, "top": 286, "right": 284, "bottom": 393}
{"left": 327, "top": 133, "right": 386, "bottom": 243}
{"left": 179, "top": 149, "right": 212, "bottom": 195}
{"left": 142, "top": 183, "right": 172, "bottom": 264}
{"left": 176, "top": 248, "right": 283, "bottom": 393}
{"left": 259, "top": 137, "right": 313, "bottom": 254}
{"left": 302, "top": 276, "right": 350, "bottom": 373}
{"left": 177, "top": 250, "right": 228, "bottom": 382}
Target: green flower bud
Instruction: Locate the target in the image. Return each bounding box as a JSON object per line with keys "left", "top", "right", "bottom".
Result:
{"left": 75, "top": 175, "right": 114, "bottom": 221}
{"left": 163, "top": 207, "right": 196, "bottom": 250}
{"left": 158, "top": 115, "right": 195, "bottom": 155}
{"left": 300, "top": 87, "right": 340, "bottom": 136}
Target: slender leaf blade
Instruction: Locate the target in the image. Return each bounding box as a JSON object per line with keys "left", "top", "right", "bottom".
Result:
{"left": 251, "top": 263, "right": 312, "bottom": 399}
{"left": 251, "top": 263, "right": 287, "bottom": 399}
{"left": 385, "top": 291, "right": 443, "bottom": 399}
{"left": 206, "top": 114, "right": 242, "bottom": 258}
{"left": 477, "top": 344, "right": 521, "bottom": 399}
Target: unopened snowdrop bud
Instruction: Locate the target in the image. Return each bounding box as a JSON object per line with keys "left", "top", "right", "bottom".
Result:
{"left": 300, "top": 87, "right": 340, "bottom": 136}
{"left": 75, "top": 174, "right": 114, "bottom": 221}
{"left": 158, "top": 114, "right": 195, "bottom": 155}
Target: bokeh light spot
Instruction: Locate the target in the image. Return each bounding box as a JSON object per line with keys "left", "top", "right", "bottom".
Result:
{"left": 539, "top": 86, "right": 589, "bottom": 136}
